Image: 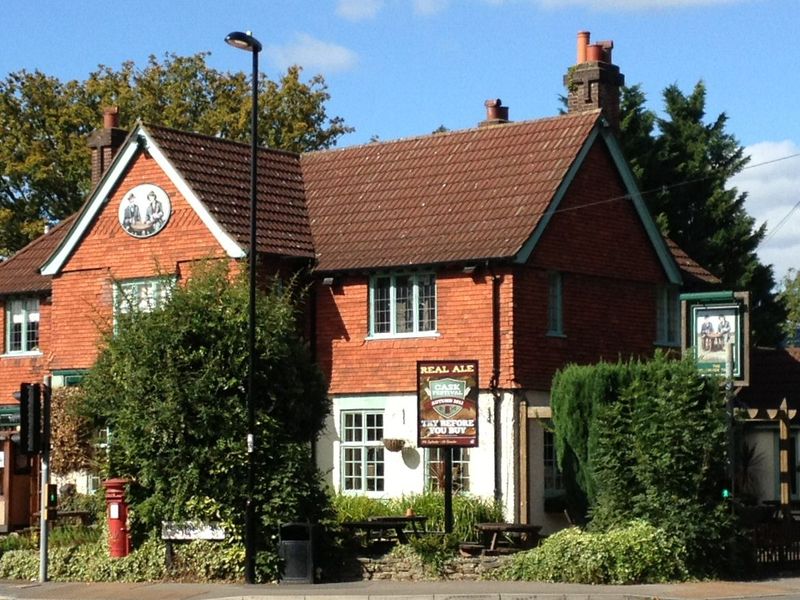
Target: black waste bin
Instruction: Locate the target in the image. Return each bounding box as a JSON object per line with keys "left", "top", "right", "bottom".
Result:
{"left": 278, "top": 522, "right": 315, "bottom": 583}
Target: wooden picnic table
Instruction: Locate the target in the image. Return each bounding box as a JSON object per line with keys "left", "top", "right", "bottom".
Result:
{"left": 342, "top": 515, "right": 427, "bottom": 544}
{"left": 475, "top": 522, "right": 542, "bottom": 553}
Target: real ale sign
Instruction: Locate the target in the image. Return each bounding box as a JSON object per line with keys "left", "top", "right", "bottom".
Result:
{"left": 417, "top": 360, "right": 479, "bottom": 447}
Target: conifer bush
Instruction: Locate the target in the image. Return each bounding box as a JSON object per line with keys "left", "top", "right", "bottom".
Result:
{"left": 550, "top": 353, "right": 736, "bottom": 577}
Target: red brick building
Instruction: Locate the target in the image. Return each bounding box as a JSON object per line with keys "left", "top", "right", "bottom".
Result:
{"left": 0, "top": 32, "right": 718, "bottom": 528}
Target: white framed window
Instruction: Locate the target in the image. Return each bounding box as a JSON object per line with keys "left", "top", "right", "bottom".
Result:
{"left": 426, "top": 447, "right": 470, "bottom": 492}
{"left": 5, "top": 298, "right": 40, "bottom": 354}
{"left": 114, "top": 277, "right": 174, "bottom": 317}
{"left": 656, "top": 285, "right": 680, "bottom": 346}
{"left": 369, "top": 273, "right": 436, "bottom": 337}
{"left": 547, "top": 272, "right": 563, "bottom": 336}
{"left": 341, "top": 410, "right": 384, "bottom": 492}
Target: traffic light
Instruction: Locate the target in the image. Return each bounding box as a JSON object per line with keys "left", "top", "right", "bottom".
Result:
{"left": 45, "top": 483, "right": 58, "bottom": 520}
{"left": 17, "top": 383, "right": 41, "bottom": 455}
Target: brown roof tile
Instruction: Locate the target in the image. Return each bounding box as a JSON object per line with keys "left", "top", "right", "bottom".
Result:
{"left": 663, "top": 236, "right": 720, "bottom": 287}
{"left": 0, "top": 216, "right": 74, "bottom": 296}
{"left": 145, "top": 125, "right": 314, "bottom": 259}
{"left": 301, "top": 111, "right": 602, "bottom": 272}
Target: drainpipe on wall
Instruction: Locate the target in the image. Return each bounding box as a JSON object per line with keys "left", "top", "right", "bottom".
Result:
{"left": 489, "top": 265, "right": 503, "bottom": 506}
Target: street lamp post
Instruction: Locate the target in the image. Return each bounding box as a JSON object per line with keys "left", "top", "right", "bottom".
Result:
{"left": 225, "top": 29, "right": 262, "bottom": 585}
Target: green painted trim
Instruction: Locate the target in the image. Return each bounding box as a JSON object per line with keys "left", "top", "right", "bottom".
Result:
{"left": 680, "top": 291, "right": 735, "bottom": 302}
{"left": 52, "top": 368, "right": 88, "bottom": 386}
{"left": 601, "top": 128, "right": 682, "bottom": 285}
{"left": 514, "top": 123, "right": 682, "bottom": 286}
{"left": 335, "top": 396, "right": 389, "bottom": 410}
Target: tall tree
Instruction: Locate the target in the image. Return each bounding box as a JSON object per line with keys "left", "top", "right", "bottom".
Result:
{"left": 618, "top": 82, "right": 785, "bottom": 346}
{"left": 79, "top": 264, "right": 331, "bottom": 581}
{"left": 0, "top": 53, "right": 352, "bottom": 255}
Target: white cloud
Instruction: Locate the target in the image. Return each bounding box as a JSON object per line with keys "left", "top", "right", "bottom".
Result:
{"left": 536, "top": 0, "right": 743, "bottom": 9}
{"left": 336, "top": 0, "right": 383, "bottom": 21}
{"left": 731, "top": 140, "right": 800, "bottom": 283}
{"left": 266, "top": 34, "right": 358, "bottom": 73}
{"left": 413, "top": 0, "right": 450, "bottom": 15}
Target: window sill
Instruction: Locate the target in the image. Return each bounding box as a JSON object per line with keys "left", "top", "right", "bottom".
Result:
{"left": 1, "top": 351, "right": 43, "bottom": 359}
{"left": 366, "top": 331, "right": 441, "bottom": 341}
{"left": 546, "top": 332, "right": 566, "bottom": 339}
{"left": 654, "top": 340, "right": 680, "bottom": 348}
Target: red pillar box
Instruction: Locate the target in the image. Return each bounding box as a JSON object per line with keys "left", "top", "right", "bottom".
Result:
{"left": 102, "top": 478, "right": 131, "bottom": 558}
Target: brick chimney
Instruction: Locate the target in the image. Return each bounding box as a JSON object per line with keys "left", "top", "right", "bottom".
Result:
{"left": 86, "top": 107, "right": 127, "bottom": 187}
{"left": 564, "top": 31, "right": 625, "bottom": 131}
{"left": 479, "top": 99, "right": 510, "bottom": 127}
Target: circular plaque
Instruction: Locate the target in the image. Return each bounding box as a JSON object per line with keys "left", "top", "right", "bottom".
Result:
{"left": 118, "top": 184, "right": 172, "bottom": 238}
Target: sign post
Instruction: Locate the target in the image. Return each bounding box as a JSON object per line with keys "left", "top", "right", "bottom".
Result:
{"left": 417, "top": 360, "right": 479, "bottom": 533}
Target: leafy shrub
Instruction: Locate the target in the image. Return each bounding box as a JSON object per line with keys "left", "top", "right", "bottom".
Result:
{"left": 78, "top": 264, "right": 332, "bottom": 574}
{"left": 49, "top": 525, "right": 101, "bottom": 548}
{"left": 58, "top": 489, "right": 106, "bottom": 524}
{"left": 0, "top": 533, "right": 35, "bottom": 554}
{"left": 407, "top": 533, "right": 459, "bottom": 576}
{"left": 331, "top": 492, "right": 503, "bottom": 542}
{"left": 495, "top": 521, "right": 689, "bottom": 584}
{"left": 172, "top": 539, "right": 245, "bottom": 582}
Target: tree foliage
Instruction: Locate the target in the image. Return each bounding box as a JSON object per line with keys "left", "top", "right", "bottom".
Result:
{"left": 551, "top": 353, "right": 735, "bottom": 576}
{"left": 50, "top": 386, "right": 96, "bottom": 476}
{"left": 618, "top": 82, "right": 785, "bottom": 346}
{"left": 78, "top": 263, "right": 331, "bottom": 575}
{"left": 779, "top": 268, "right": 800, "bottom": 346}
{"left": 0, "top": 53, "right": 352, "bottom": 255}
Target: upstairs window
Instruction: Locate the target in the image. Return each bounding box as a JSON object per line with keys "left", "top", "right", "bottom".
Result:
{"left": 114, "top": 277, "right": 174, "bottom": 317}
{"left": 5, "top": 298, "right": 40, "bottom": 354}
{"left": 656, "top": 285, "right": 680, "bottom": 346}
{"left": 547, "top": 272, "right": 563, "bottom": 336}
{"left": 369, "top": 273, "right": 436, "bottom": 337}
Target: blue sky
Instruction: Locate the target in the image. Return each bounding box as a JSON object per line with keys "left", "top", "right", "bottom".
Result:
{"left": 2, "top": 0, "right": 798, "bottom": 281}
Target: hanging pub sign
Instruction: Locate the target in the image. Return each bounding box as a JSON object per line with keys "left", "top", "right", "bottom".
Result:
{"left": 680, "top": 291, "right": 749, "bottom": 385}
{"left": 417, "top": 360, "right": 479, "bottom": 447}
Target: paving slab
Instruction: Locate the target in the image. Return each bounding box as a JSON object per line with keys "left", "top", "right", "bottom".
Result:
{"left": 1, "top": 577, "right": 800, "bottom": 600}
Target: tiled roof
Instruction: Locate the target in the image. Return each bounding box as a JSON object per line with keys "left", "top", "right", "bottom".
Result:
{"left": 145, "top": 125, "right": 315, "bottom": 259}
{"left": 0, "top": 216, "right": 74, "bottom": 296}
{"left": 663, "top": 237, "right": 720, "bottom": 287}
{"left": 301, "top": 111, "right": 602, "bottom": 272}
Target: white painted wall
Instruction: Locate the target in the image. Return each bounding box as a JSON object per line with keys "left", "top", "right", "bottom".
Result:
{"left": 316, "top": 391, "right": 520, "bottom": 520}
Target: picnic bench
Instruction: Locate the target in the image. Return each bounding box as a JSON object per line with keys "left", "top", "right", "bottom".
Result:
{"left": 342, "top": 515, "right": 427, "bottom": 545}
{"left": 465, "top": 522, "right": 542, "bottom": 555}
{"left": 161, "top": 521, "right": 226, "bottom": 568}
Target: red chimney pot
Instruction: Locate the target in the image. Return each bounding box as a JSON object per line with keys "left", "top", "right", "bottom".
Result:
{"left": 103, "top": 106, "right": 120, "bottom": 129}
{"left": 585, "top": 43, "right": 605, "bottom": 62}
{"left": 577, "top": 31, "right": 590, "bottom": 63}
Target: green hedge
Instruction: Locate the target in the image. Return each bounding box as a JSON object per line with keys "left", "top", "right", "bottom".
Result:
{"left": 495, "top": 521, "right": 689, "bottom": 584}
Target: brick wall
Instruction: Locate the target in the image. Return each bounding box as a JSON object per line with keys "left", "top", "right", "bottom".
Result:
{"left": 513, "top": 139, "right": 667, "bottom": 389}
{"left": 0, "top": 295, "right": 53, "bottom": 402}
{"left": 316, "top": 140, "right": 669, "bottom": 396}
{"left": 315, "top": 269, "right": 515, "bottom": 394}
{"left": 51, "top": 152, "right": 227, "bottom": 370}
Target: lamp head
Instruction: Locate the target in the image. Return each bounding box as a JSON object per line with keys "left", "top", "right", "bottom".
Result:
{"left": 225, "top": 31, "right": 262, "bottom": 53}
